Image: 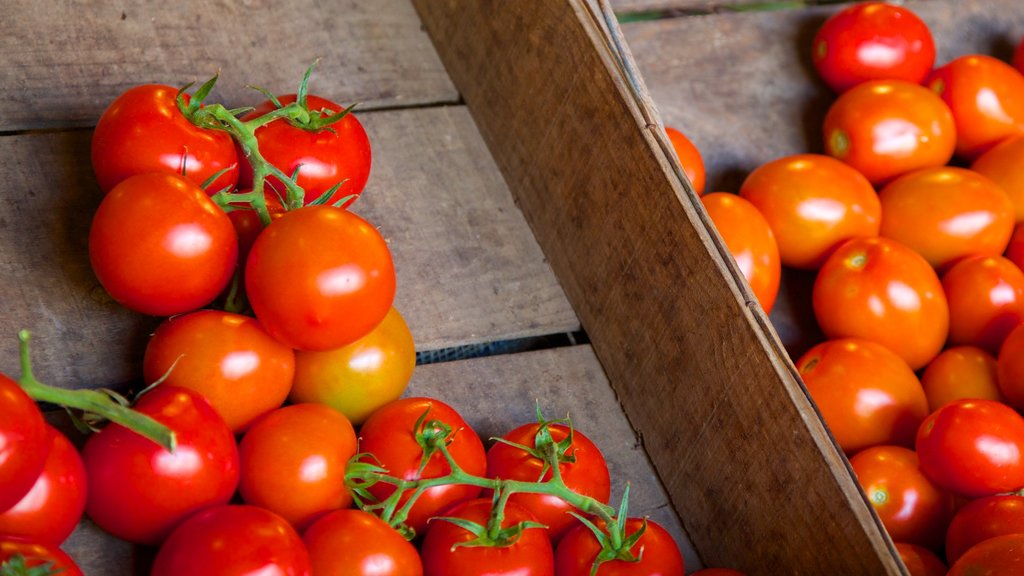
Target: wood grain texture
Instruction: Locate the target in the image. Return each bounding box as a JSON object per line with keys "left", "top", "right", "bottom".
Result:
{"left": 55, "top": 345, "right": 692, "bottom": 574}
{"left": 415, "top": 0, "right": 900, "bottom": 573}
{"left": 0, "top": 0, "right": 457, "bottom": 131}
{"left": 0, "top": 106, "right": 577, "bottom": 389}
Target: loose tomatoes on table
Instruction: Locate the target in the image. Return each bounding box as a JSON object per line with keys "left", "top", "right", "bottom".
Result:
{"left": 0, "top": 374, "right": 48, "bottom": 513}
{"left": 303, "top": 508, "right": 423, "bottom": 576}
{"left": 554, "top": 517, "right": 685, "bottom": 576}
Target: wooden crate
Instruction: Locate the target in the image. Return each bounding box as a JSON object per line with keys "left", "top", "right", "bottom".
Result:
{"left": 9, "top": 0, "right": 1014, "bottom": 573}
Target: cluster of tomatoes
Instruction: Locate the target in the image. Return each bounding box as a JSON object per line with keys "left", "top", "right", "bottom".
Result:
{"left": 669, "top": 2, "right": 1024, "bottom": 574}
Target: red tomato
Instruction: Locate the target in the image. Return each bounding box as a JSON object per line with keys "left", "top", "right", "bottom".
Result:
{"left": 701, "top": 193, "right": 781, "bottom": 313}
{"left": 226, "top": 192, "right": 286, "bottom": 263}
{"left": 91, "top": 84, "right": 239, "bottom": 193}
{"left": 151, "top": 505, "right": 311, "bottom": 576}
{"left": 849, "top": 445, "right": 954, "bottom": 550}
{"left": 239, "top": 94, "right": 371, "bottom": 208}
{"left": 554, "top": 517, "right": 685, "bottom": 576}
{"left": 290, "top": 306, "right": 415, "bottom": 425}
{"left": 82, "top": 386, "right": 239, "bottom": 545}
{"left": 895, "top": 542, "right": 947, "bottom": 576}
{"left": 0, "top": 426, "right": 86, "bottom": 544}
{"left": 245, "top": 205, "right": 395, "bottom": 351}
{"left": 998, "top": 323, "right": 1024, "bottom": 410}
{"left": 879, "top": 167, "right": 1014, "bottom": 270}
{"left": 665, "top": 126, "right": 706, "bottom": 196}
{"left": 238, "top": 403, "right": 357, "bottom": 529}
{"left": 89, "top": 172, "right": 238, "bottom": 317}
{"left": 823, "top": 80, "right": 955, "bottom": 185}
{"left": 921, "top": 346, "right": 1004, "bottom": 413}
{"left": 948, "top": 533, "right": 1024, "bottom": 576}
{"left": 972, "top": 135, "right": 1024, "bottom": 223}
{"left": 303, "top": 508, "right": 423, "bottom": 576}
{"left": 813, "top": 237, "right": 949, "bottom": 370}
{"left": 916, "top": 399, "right": 1024, "bottom": 499}
{"left": 0, "top": 537, "right": 83, "bottom": 576}
{"left": 942, "top": 255, "right": 1024, "bottom": 353}
{"left": 812, "top": 2, "right": 935, "bottom": 94}
{"left": 945, "top": 494, "right": 1024, "bottom": 566}
{"left": 420, "top": 499, "right": 554, "bottom": 576}
{"left": 357, "top": 397, "right": 486, "bottom": 537}
{"left": 143, "top": 310, "right": 295, "bottom": 433}
{"left": 486, "top": 422, "right": 611, "bottom": 542}
{"left": 796, "top": 338, "right": 928, "bottom": 454}
{"left": 1007, "top": 223, "right": 1024, "bottom": 271}
{"left": 0, "top": 374, "right": 48, "bottom": 513}
{"left": 738, "top": 154, "right": 880, "bottom": 270}
{"left": 927, "top": 55, "right": 1024, "bottom": 160}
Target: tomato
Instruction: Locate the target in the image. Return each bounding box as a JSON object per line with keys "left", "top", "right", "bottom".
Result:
{"left": 738, "top": 153, "right": 879, "bottom": 270}
{"left": 245, "top": 205, "right": 395, "bottom": 351}
{"left": 823, "top": 80, "right": 956, "bottom": 186}
{"left": 879, "top": 167, "right": 1014, "bottom": 271}
{"left": 89, "top": 172, "right": 238, "bottom": 317}
{"left": 948, "top": 533, "right": 1024, "bottom": 576}
{"left": 916, "top": 399, "right": 1024, "bottom": 499}
{"left": 82, "top": 385, "right": 239, "bottom": 545}
{"left": 701, "top": 193, "right": 781, "bottom": 313}
{"left": 143, "top": 310, "right": 295, "bottom": 433}
{"left": 895, "top": 542, "right": 947, "bottom": 576}
{"left": 921, "top": 346, "right": 1004, "bottom": 413}
{"left": 227, "top": 192, "right": 286, "bottom": 264}
{"left": 486, "top": 422, "right": 611, "bottom": 542}
{"left": 0, "top": 426, "right": 85, "bottom": 544}
{"left": 554, "top": 517, "right": 685, "bottom": 576}
{"left": 849, "top": 445, "right": 954, "bottom": 550}
{"left": 303, "top": 508, "right": 423, "bottom": 576}
{"left": 357, "top": 397, "right": 486, "bottom": 537}
{"left": 151, "top": 504, "right": 311, "bottom": 576}
{"left": 942, "top": 255, "right": 1024, "bottom": 353}
{"left": 0, "top": 537, "right": 83, "bottom": 576}
{"left": 795, "top": 338, "right": 928, "bottom": 454}
{"left": 945, "top": 494, "right": 1024, "bottom": 566}
{"left": 238, "top": 403, "right": 357, "bottom": 529}
{"left": 972, "top": 135, "right": 1024, "bottom": 223}
{"left": 665, "top": 126, "right": 706, "bottom": 196}
{"left": 91, "top": 84, "right": 239, "bottom": 194}
{"left": 813, "top": 237, "right": 949, "bottom": 370}
{"left": 420, "top": 499, "right": 553, "bottom": 576}
{"left": 290, "top": 306, "right": 415, "bottom": 426}
{"left": 927, "top": 54, "right": 1024, "bottom": 160}
{"left": 0, "top": 374, "right": 48, "bottom": 513}
{"left": 1008, "top": 223, "right": 1024, "bottom": 271}
{"left": 998, "top": 323, "right": 1024, "bottom": 410}
{"left": 239, "top": 94, "right": 371, "bottom": 208}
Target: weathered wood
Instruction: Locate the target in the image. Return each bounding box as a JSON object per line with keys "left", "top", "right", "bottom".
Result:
{"left": 415, "top": 1, "right": 900, "bottom": 573}
{"left": 55, "top": 345, "right": 692, "bottom": 574}
{"left": 0, "top": 0, "right": 458, "bottom": 131}
{"left": 0, "top": 105, "right": 578, "bottom": 389}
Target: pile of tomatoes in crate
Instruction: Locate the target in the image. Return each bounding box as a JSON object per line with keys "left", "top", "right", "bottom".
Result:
{"left": 0, "top": 66, "right": 709, "bottom": 575}
{"left": 669, "top": 2, "right": 1024, "bottom": 574}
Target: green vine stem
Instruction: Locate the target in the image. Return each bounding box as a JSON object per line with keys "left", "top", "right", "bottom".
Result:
{"left": 15, "top": 330, "right": 176, "bottom": 452}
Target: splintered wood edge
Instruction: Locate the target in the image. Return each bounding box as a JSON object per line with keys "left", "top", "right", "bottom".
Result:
{"left": 413, "top": 0, "right": 901, "bottom": 573}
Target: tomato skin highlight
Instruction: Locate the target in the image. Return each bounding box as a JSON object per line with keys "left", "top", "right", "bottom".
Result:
{"left": 0, "top": 373, "right": 48, "bottom": 513}
{"left": 303, "top": 508, "right": 423, "bottom": 576}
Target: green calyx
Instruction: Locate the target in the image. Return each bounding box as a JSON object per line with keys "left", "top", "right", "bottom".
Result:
{"left": 0, "top": 554, "right": 67, "bottom": 576}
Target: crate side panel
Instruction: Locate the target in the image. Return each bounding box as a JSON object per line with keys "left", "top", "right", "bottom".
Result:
{"left": 415, "top": 1, "right": 899, "bottom": 573}
{"left": 0, "top": 0, "right": 457, "bottom": 131}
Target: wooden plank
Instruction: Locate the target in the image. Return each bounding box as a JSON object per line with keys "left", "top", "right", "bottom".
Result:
{"left": 55, "top": 345, "right": 693, "bottom": 574}
{"left": 415, "top": 1, "right": 900, "bottom": 573}
{"left": 0, "top": 0, "right": 458, "bottom": 131}
{"left": 0, "top": 106, "right": 578, "bottom": 389}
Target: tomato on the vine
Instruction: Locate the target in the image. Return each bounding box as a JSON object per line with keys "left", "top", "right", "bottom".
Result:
{"left": 0, "top": 374, "right": 48, "bottom": 513}
{"left": 303, "top": 509, "right": 423, "bottom": 576}
{"left": 0, "top": 537, "right": 83, "bottom": 576}
{"left": 554, "top": 517, "right": 685, "bottom": 576}
{"left": 945, "top": 494, "right": 1024, "bottom": 566}
{"left": 91, "top": 83, "right": 239, "bottom": 194}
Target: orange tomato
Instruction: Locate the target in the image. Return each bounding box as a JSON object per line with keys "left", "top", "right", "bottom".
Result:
{"left": 813, "top": 237, "right": 949, "bottom": 370}
{"left": 796, "top": 338, "right": 929, "bottom": 454}
{"left": 942, "top": 255, "right": 1024, "bottom": 353}
{"left": 701, "top": 193, "right": 781, "bottom": 313}
{"left": 921, "top": 346, "right": 1004, "bottom": 413}
{"left": 823, "top": 80, "right": 955, "bottom": 186}
{"left": 972, "top": 135, "right": 1024, "bottom": 223}
{"left": 927, "top": 54, "right": 1024, "bottom": 160}
{"left": 878, "top": 167, "right": 1015, "bottom": 270}
{"left": 738, "top": 154, "right": 880, "bottom": 269}
{"left": 997, "top": 323, "right": 1024, "bottom": 410}
{"left": 665, "top": 126, "right": 706, "bottom": 196}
